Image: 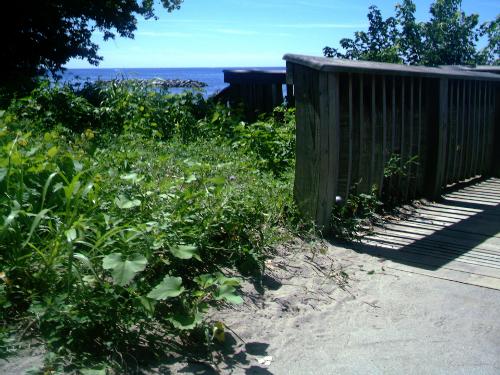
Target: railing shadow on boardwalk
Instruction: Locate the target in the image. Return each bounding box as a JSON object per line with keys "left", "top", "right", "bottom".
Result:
{"left": 332, "top": 178, "right": 500, "bottom": 272}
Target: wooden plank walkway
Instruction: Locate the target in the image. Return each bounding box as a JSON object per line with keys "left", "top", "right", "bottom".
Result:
{"left": 352, "top": 177, "right": 500, "bottom": 289}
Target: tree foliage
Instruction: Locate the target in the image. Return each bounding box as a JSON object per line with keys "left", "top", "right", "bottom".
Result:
{"left": 478, "top": 15, "right": 500, "bottom": 64}
{"left": 324, "top": 6, "right": 400, "bottom": 63}
{"left": 324, "top": 0, "right": 499, "bottom": 66}
{"left": 0, "top": 0, "right": 183, "bottom": 86}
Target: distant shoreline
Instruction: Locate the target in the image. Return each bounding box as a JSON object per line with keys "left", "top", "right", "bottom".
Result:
{"left": 60, "top": 67, "right": 285, "bottom": 96}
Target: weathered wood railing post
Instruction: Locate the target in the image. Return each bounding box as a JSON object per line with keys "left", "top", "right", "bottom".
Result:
{"left": 492, "top": 85, "right": 500, "bottom": 177}
{"left": 284, "top": 54, "right": 500, "bottom": 228}
{"left": 288, "top": 63, "right": 340, "bottom": 227}
{"left": 429, "top": 78, "right": 449, "bottom": 199}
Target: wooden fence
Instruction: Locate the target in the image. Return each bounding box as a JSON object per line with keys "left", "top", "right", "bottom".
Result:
{"left": 284, "top": 54, "right": 500, "bottom": 227}
{"left": 216, "top": 69, "right": 292, "bottom": 120}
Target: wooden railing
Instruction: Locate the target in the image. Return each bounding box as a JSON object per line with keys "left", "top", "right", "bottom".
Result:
{"left": 284, "top": 54, "right": 500, "bottom": 227}
{"left": 216, "top": 69, "right": 292, "bottom": 120}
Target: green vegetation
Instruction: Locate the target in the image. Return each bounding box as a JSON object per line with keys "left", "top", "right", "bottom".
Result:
{"left": 330, "top": 154, "right": 419, "bottom": 240}
{"left": 0, "top": 81, "right": 298, "bottom": 372}
{"left": 330, "top": 185, "right": 382, "bottom": 241}
{"left": 324, "top": 0, "right": 499, "bottom": 66}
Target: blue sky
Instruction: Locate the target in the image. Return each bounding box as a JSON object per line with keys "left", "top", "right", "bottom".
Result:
{"left": 65, "top": 0, "right": 499, "bottom": 69}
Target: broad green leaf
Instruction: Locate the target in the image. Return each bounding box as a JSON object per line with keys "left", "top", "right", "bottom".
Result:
{"left": 167, "top": 311, "right": 202, "bottom": 330}
{"left": 194, "top": 274, "right": 216, "bottom": 289}
{"left": 10, "top": 151, "right": 21, "bottom": 165}
{"left": 147, "top": 276, "right": 184, "bottom": 300}
{"left": 73, "top": 253, "right": 92, "bottom": 269}
{"left": 102, "top": 253, "right": 148, "bottom": 286}
{"left": 65, "top": 228, "right": 77, "bottom": 243}
{"left": 2, "top": 201, "right": 21, "bottom": 231}
{"left": 169, "top": 244, "right": 198, "bottom": 260}
{"left": 208, "top": 176, "right": 226, "bottom": 185}
{"left": 47, "top": 146, "right": 58, "bottom": 158}
{"left": 73, "top": 160, "right": 83, "bottom": 172}
{"left": 82, "top": 275, "right": 97, "bottom": 286}
{"left": 211, "top": 111, "right": 220, "bottom": 123}
{"left": 215, "top": 272, "right": 240, "bottom": 286}
{"left": 80, "top": 368, "right": 107, "bottom": 375}
{"left": 43, "top": 132, "right": 53, "bottom": 142}
{"left": 120, "top": 173, "right": 137, "bottom": 180}
{"left": 114, "top": 195, "right": 141, "bottom": 209}
{"left": 120, "top": 173, "right": 143, "bottom": 184}
{"left": 81, "top": 182, "right": 94, "bottom": 198}
{"left": 185, "top": 174, "right": 197, "bottom": 183}
{"left": 214, "top": 285, "right": 243, "bottom": 304}
{"left": 137, "top": 296, "right": 156, "bottom": 316}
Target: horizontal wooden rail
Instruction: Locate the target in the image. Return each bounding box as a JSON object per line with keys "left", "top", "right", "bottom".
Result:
{"left": 284, "top": 54, "right": 500, "bottom": 227}
{"left": 216, "top": 69, "right": 293, "bottom": 121}
{"left": 223, "top": 70, "right": 286, "bottom": 84}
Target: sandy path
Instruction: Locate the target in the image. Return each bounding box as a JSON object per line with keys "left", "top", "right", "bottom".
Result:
{"left": 173, "top": 240, "right": 500, "bottom": 375}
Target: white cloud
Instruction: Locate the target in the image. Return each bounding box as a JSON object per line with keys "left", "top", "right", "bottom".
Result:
{"left": 276, "top": 23, "right": 366, "bottom": 29}
{"left": 215, "top": 28, "right": 260, "bottom": 36}
{"left": 293, "top": 1, "right": 365, "bottom": 11}
{"left": 135, "top": 31, "right": 195, "bottom": 37}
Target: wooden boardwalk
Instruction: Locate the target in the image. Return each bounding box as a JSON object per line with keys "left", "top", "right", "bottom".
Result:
{"left": 352, "top": 177, "right": 500, "bottom": 289}
{"left": 285, "top": 54, "right": 500, "bottom": 228}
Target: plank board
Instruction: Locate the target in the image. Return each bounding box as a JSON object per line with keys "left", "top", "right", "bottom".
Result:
{"left": 283, "top": 54, "right": 500, "bottom": 81}
{"left": 355, "top": 178, "right": 500, "bottom": 289}
{"left": 287, "top": 59, "right": 498, "bottom": 228}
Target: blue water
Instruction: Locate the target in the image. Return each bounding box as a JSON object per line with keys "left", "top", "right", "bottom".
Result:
{"left": 61, "top": 67, "right": 283, "bottom": 97}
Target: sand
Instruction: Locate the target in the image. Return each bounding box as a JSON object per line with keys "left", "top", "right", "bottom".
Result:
{"left": 170, "top": 239, "right": 500, "bottom": 374}
{"left": 3, "top": 238, "right": 500, "bottom": 374}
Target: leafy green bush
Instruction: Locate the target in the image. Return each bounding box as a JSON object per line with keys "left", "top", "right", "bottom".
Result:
{"left": 330, "top": 153, "right": 419, "bottom": 240}
{"left": 381, "top": 153, "right": 419, "bottom": 207}
{"left": 197, "top": 104, "right": 296, "bottom": 176}
{"left": 330, "top": 185, "right": 382, "bottom": 240}
{"left": 7, "top": 80, "right": 208, "bottom": 141}
{"left": 7, "top": 81, "right": 97, "bottom": 132}
{"left": 0, "top": 81, "right": 297, "bottom": 371}
{"left": 79, "top": 79, "right": 208, "bottom": 139}
{"left": 231, "top": 107, "right": 296, "bottom": 176}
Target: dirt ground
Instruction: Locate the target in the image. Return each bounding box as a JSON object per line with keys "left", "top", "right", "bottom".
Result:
{"left": 169, "top": 239, "right": 500, "bottom": 375}
{"left": 2, "top": 238, "right": 500, "bottom": 374}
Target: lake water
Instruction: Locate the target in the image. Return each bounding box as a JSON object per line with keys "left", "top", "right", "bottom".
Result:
{"left": 61, "top": 67, "right": 283, "bottom": 97}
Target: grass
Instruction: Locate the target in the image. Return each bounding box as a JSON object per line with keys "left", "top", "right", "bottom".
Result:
{"left": 0, "top": 80, "right": 300, "bottom": 373}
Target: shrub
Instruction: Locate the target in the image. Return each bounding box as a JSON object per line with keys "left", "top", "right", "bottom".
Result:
{"left": 0, "top": 81, "right": 297, "bottom": 371}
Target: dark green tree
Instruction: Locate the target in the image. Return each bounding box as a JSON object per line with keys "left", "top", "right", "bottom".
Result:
{"left": 0, "top": 0, "right": 183, "bottom": 86}
{"left": 422, "top": 0, "right": 480, "bottom": 65}
{"left": 324, "top": 6, "right": 401, "bottom": 63}
{"left": 324, "top": 0, "right": 499, "bottom": 66}
{"left": 478, "top": 15, "right": 500, "bottom": 65}
{"left": 395, "top": 0, "right": 423, "bottom": 65}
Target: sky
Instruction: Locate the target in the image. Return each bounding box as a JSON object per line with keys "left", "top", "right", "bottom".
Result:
{"left": 65, "top": 0, "right": 500, "bottom": 69}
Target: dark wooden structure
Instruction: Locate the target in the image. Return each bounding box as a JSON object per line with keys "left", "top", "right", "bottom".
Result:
{"left": 465, "top": 66, "right": 500, "bottom": 74}
{"left": 284, "top": 54, "right": 500, "bottom": 227}
{"left": 217, "top": 69, "right": 292, "bottom": 120}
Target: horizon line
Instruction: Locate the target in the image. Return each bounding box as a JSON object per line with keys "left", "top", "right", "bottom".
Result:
{"left": 64, "top": 65, "right": 286, "bottom": 70}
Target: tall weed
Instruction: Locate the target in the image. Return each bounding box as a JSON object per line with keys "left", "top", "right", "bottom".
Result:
{"left": 0, "top": 81, "right": 297, "bottom": 371}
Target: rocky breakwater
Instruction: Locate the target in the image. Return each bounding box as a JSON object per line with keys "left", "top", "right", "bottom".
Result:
{"left": 136, "top": 78, "right": 208, "bottom": 89}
